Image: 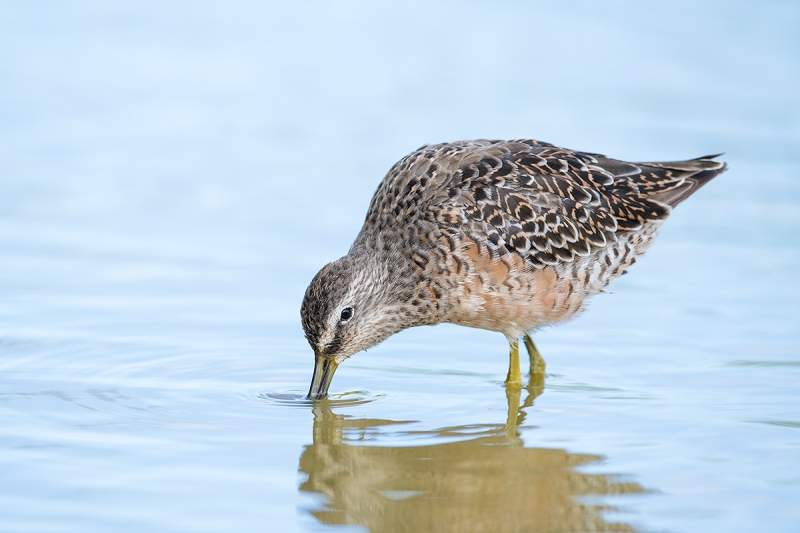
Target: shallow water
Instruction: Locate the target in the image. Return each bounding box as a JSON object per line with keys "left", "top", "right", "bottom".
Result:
{"left": 1, "top": 1, "right": 799, "bottom": 532}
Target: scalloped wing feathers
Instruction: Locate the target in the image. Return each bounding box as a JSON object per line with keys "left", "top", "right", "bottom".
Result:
{"left": 360, "top": 139, "right": 726, "bottom": 271}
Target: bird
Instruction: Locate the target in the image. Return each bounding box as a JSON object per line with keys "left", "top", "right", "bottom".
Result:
{"left": 301, "top": 139, "right": 726, "bottom": 399}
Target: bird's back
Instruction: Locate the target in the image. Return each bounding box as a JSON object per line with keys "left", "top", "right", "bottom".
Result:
{"left": 354, "top": 140, "right": 726, "bottom": 335}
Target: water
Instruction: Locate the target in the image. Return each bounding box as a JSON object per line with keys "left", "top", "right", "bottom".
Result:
{"left": 1, "top": 1, "right": 799, "bottom": 531}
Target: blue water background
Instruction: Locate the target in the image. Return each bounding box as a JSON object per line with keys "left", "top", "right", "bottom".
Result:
{"left": 1, "top": 1, "right": 799, "bottom": 532}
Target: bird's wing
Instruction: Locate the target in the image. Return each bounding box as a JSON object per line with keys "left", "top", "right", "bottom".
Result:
{"left": 359, "top": 139, "right": 725, "bottom": 269}
{"left": 425, "top": 140, "right": 722, "bottom": 268}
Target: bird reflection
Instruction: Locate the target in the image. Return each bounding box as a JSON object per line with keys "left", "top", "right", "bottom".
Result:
{"left": 299, "top": 375, "right": 644, "bottom": 532}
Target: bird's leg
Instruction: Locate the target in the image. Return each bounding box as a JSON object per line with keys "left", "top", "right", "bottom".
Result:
{"left": 523, "top": 334, "right": 546, "bottom": 377}
{"left": 505, "top": 338, "right": 546, "bottom": 438}
{"left": 505, "top": 338, "right": 523, "bottom": 388}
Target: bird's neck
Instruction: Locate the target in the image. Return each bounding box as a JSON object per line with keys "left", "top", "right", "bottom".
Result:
{"left": 348, "top": 245, "right": 447, "bottom": 330}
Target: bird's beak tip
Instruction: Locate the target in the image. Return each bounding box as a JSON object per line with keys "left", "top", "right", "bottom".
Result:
{"left": 306, "top": 353, "right": 340, "bottom": 401}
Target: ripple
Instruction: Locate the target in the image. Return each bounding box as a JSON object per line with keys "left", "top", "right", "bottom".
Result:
{"left": 255, "top": 389, "right": 385, "bottom": 408}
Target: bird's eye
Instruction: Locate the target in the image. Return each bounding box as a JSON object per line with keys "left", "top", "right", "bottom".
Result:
{"left": 340, "top": 307, "right": 354, "bottom": 322}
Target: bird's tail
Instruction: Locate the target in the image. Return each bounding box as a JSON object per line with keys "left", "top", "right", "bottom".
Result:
{"left": 634, "top": 154, "right": 728, "bottom": 208}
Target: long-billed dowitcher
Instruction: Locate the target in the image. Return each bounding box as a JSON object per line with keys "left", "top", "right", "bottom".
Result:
{"left": 302, "top": 139, "right": 726, "bottom": 399}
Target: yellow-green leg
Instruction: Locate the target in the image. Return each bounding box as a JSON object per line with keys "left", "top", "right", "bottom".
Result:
{"left": 505, "top": 339, "right": 523, "bottom": 388}
{"left": 523, "top": 334, "right": 546, "bottom": 377}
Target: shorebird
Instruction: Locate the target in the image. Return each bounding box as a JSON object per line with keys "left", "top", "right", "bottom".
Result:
{"left": 301, "top": 139, "right": 726, "bottom": 399}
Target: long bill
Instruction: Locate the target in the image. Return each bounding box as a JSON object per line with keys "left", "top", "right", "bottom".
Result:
{"left": 306, "top": 353, "right": 340, "bottom": 400}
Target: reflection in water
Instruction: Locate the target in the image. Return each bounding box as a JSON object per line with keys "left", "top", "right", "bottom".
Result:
{"left": 299, "top": 377, "right": 645, "bottom": 532}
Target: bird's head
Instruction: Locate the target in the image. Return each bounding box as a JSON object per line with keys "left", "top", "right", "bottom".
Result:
{"left": 301, "top": 251, "right": 412, "bottom": 399}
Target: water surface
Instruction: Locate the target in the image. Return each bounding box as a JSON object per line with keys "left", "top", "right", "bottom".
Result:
{"left": 1, "top": 1, "right": 799, "bottom": 532}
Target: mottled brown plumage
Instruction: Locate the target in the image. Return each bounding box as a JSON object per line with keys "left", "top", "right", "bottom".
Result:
{"left": 302, "top": 139, "right": 727, "bottom": 398}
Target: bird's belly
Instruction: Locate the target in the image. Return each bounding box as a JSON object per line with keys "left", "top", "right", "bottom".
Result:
{"left": 443, "top": 258, "right": 590, "bottom": 337}
{"left": 440, "top": 226, "right": 661, "bottom": 337}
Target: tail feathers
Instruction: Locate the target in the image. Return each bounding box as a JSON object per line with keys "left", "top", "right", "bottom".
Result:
{"left": 636, "top": 154, "right": 727, "bottom": 208}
